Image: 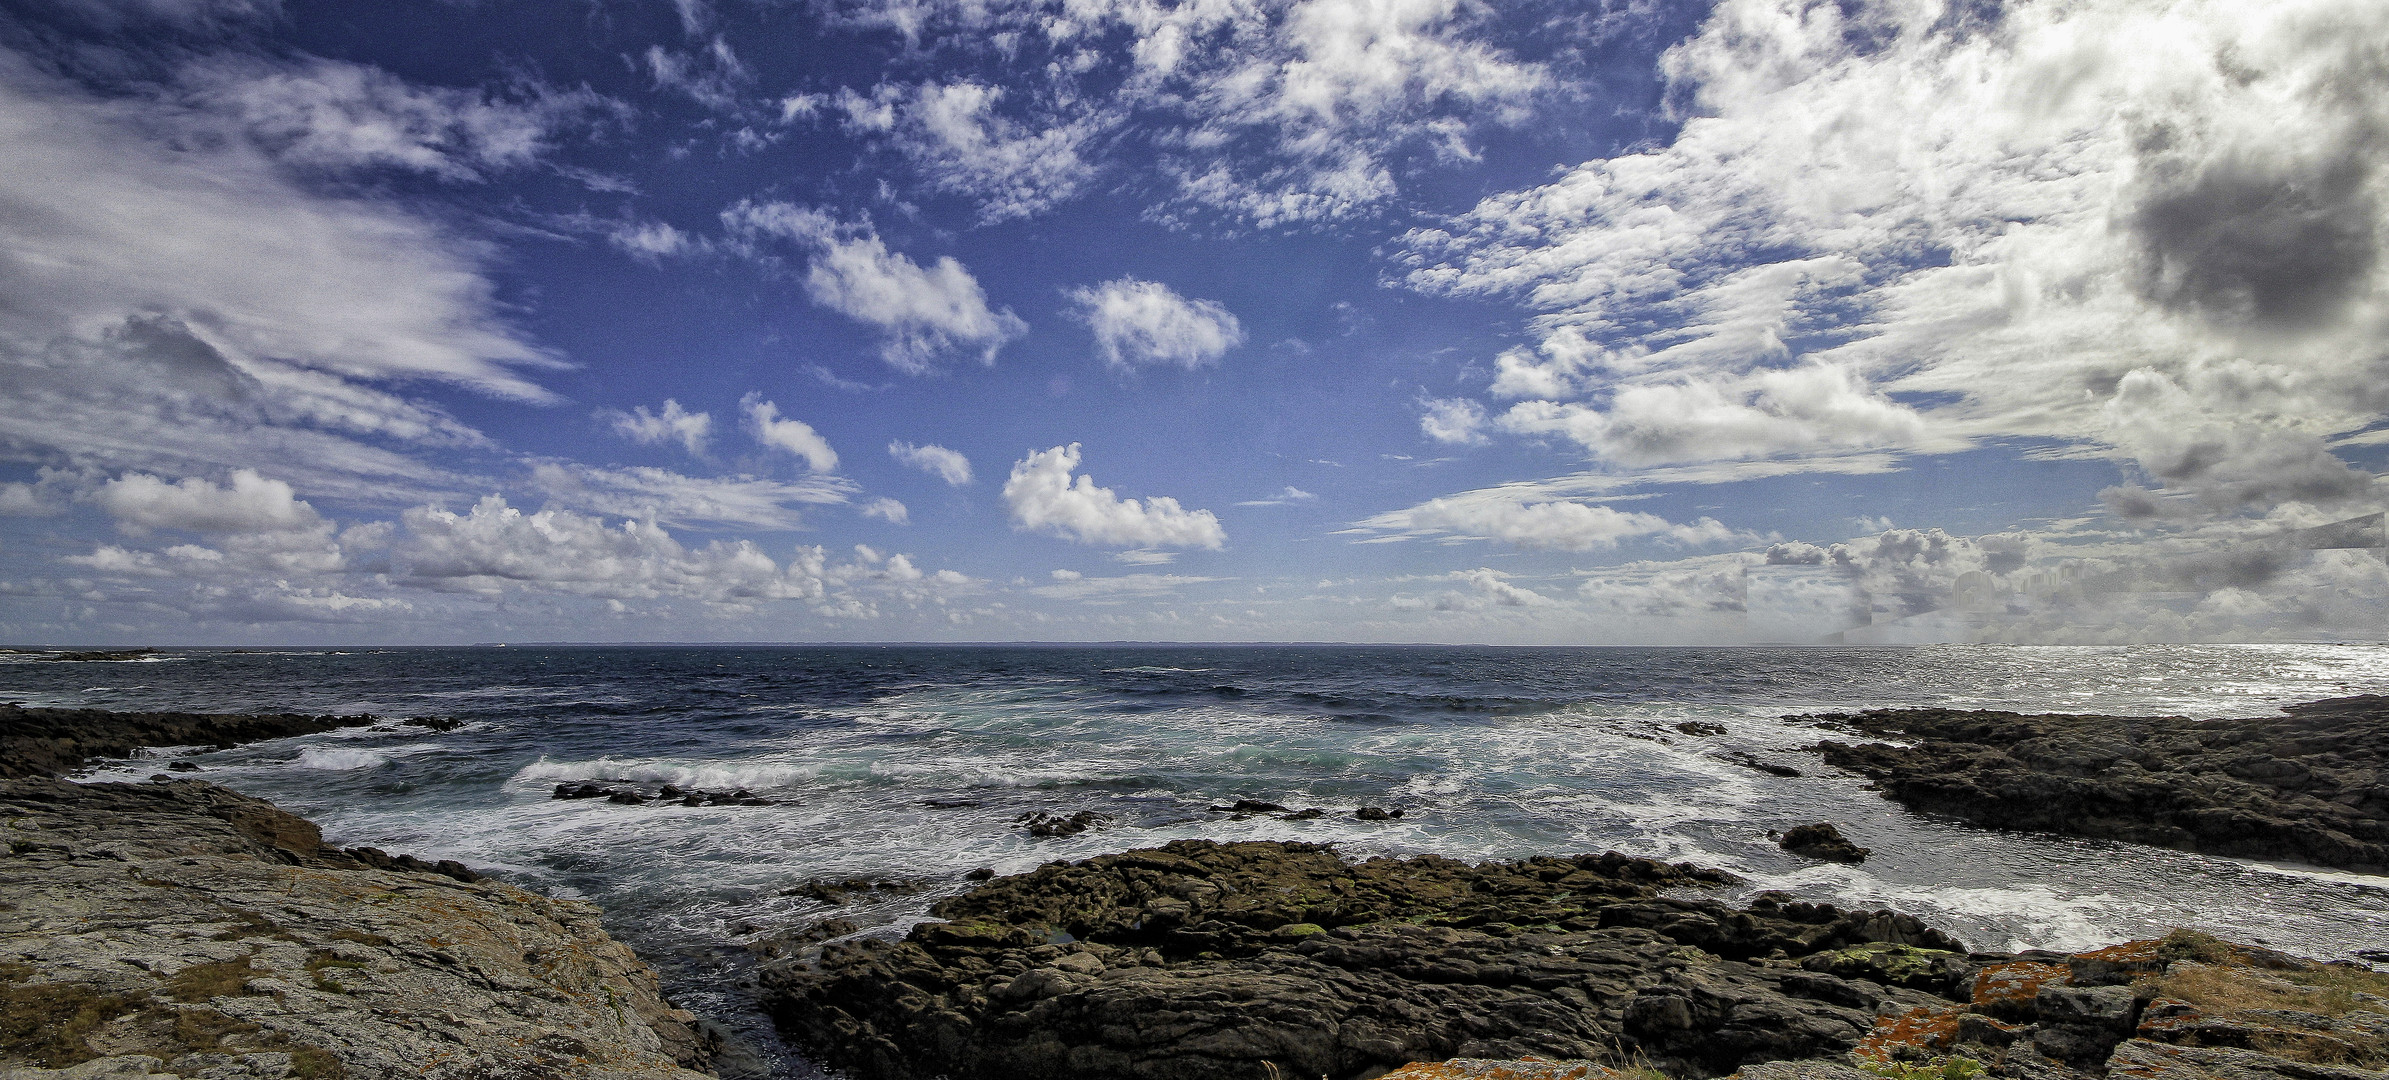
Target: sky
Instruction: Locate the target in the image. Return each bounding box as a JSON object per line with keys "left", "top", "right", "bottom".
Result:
{"left": 3, "top": 0, "right": 2388, "bottom": 645}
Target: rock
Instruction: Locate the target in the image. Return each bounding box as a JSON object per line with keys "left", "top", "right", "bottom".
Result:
{"left": 1798, "top": 942, "right": 1970, "bottom": 994}
{"left": 758, "top": 840, "right": 1972, "bottom": 1080}
{"left": 1209, "top": 800, "right": 1289, "bottom": 813}
{"left": 0, "top": 704, "right": 452, "bottom": 781}
{"left": 964, "top": 868, "right": 995, "bottom": 881}
{"left": 1727, "top": 754, "right": 1803, "bottom": 778}
{"left": 1356, "top": 806, "right": 1405, "bottom": 821}
{"left": 164, "top": 762, "right": 199, "bottom": 773}
{"left": 1678, "top": 722, "right": 1729, "bottom": 737}
{"left": 1800, "top": 696, "right": 2389, "bottom": 873}
{"left": 1284, "top": 808, "right": 1326, "bottom": 820}
{"left": 0, "top": 776, "right": 710, "bottom": 1080}
{"left": 1774, "top": 823, "right": 1871, "bottom": 864}
{"left": 1015, "top": 811, "right": 1108, "bottom": 838}
{"left": 781, "top": 878, "right": 920, "bottom": 904}
{"left": 2036, "top": 984, "right": 2137, "bottom": 1031}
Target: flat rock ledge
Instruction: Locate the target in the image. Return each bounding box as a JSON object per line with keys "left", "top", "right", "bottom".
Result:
{"left": 759, "top": 839, "right": 1977, "bottom": 1080}
{"left": 0, "top": 776, "right": 713, "bottom": 1080}
{"left": 1800, "top": 695, "right": 2389, "bottom": 873}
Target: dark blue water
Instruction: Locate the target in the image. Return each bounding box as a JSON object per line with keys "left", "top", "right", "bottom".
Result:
{"left": 11, "top": 643, "right": 2389, "bottom": 1077}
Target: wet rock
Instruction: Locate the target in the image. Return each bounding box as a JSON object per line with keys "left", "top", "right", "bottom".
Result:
{"left": 1284, "top": 808, "right": 1327, "bottom": 820}
{"left": 1356, "top": 806, "right": 1406, "bottom": 821}
{"left": 1678, "top": 722, "right": 1729, "bottom": 737}
{"left": 1208, "top": 800, "right": 1289, "bottom": 813}
{"left": 964, "top": 867, "right": 995, "bottom": 882}
{"left": 782, "top": 878, "right": 921, "bottom": 904}
{"left": 165, "top": 762, "right": 200, "bottom": 773}
{"left": 1802, "top": 695, "right": 2389, "bottom": 873}
{"left": 1727, "top": 753, "right": 1804, "bottom": 778}
{"left": 1015, "top": 810, "right": 1108, "bottom": 838}
{"left": 1774, "top": 823, "right": 1871, "bottom": 864}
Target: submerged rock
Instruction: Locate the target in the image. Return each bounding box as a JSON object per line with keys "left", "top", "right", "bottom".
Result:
{"left": 1801, "top": 695, "right": 2389, "bottom": 873}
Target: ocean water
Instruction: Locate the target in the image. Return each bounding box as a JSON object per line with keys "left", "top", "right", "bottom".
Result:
{"left": 11, "top": 643, "right": 2389, "bottom": 1077}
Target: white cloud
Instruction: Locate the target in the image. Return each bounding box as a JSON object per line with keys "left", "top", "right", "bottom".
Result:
{"left": 96, "top": 470, "right": 324, "bottom": 535}
{"left": 861, "top": 496, "right": 910, "bottom": 524}
{"left": 888, "top": 440, "right": 972, "bottom": 484}
{"left": 609, "top": 220, "right": 709, "bottom": 262}
{"left": 1002, "top": 443, "right": 1227, "bottom": 549}
{"left": 723, "top": 202, "right": 1027, "bottom": 372}
{"left": 741, "top": 394, "right": 839, "bottom": 472}
{"left": 600, "top": 399, "right": 712, "bottom": 455}
{"left": 527, "top": 462, "right": 849, "bottom": 530}
{"left": 1394, "top": 0, "right": 2389, "bottom": 517}
{"left": 1419, "top": 397, "right": 1488, "bottom": 446}
{"left": 809, "top": 0, "right": 1551, "bottom": 226}
{"left": 1066, "top": 278, "right": 1245, "bottom": 370}
{"left": 645, "top": 37, "right": 751, "bottom": 113}
{"left": 1026, "top": 571, "right": 1225, "bottom": 600}
{"left": 1235, "top": 486, "right": 1316, "bottom": 507}
{"left": 0, "top": 50, "right": 563, "bottom": 501}
{"left": 1360, "top": 492, "right": 1748, "bottom": 552}
{"left": 840, "top": 81, "right": 1098, "bottom": 224}
{"left": 178, "top": 56, "right": 617, "bottom": 182}
{"left": 395, "top": 496, "right": 828, "bottom": 604}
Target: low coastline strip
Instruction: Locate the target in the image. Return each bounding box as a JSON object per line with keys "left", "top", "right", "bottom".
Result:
{"left": 1800, "top": 694, "right": 2389, "bottom": 874}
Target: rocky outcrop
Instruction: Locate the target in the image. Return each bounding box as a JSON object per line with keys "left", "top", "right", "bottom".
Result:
{"left": 1328, "top": 930, "right": 2389, "bottom": 1080}
{"left": 1801, "top": 696, "right": 2389, "bottom": 873}
{"left": 0, "top": 704, "right": 455, "bottom": 781}
{"left": 1846, "top": 930, "right": 2388, "bottom": 1079}
{"left": 0, "top": 776, "right": 713, "bottom": 1080}
{"left": 758, "top": 839, "right": 1976, "bottom": 1080}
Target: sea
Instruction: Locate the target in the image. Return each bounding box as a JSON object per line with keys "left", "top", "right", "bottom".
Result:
{"left": 10, "top": 643, "right": 2389, "bottom": 1078}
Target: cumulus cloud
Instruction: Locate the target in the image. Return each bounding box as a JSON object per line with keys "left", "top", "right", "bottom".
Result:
{"left": 723, "top": 202, "right": 1026, "bottom": 372}
{"left": 861, "top": 496, "right": 909, "bottom": 524}
{"left": 1002, "top": 443, "right": 1226, "bottom": 549}
{"left": 600, "top": 399, "right": 712, "bottom": 455}
{"left": 741, "top": 394, "right": 839, "bottom": 472}
{"left": 96, "top": 470, "right": 324, "bottom": 535}
{"left": 1066, "top": 278, "right": 1244, "bottom": 370}
{"left": 888, "top": 440, "right": 972, "bottom": 484}
{"left": 1360, "top": 493, "right": 1746, "bottom": 552}
{"left": 1395, "top": 0, "right": 2389, "bottom": 517}
{"left": 1419, "top": 397, "right": 1488, "bottom": 446}
{"left": 394, "top": 496, "right": 828, "bottom": 604}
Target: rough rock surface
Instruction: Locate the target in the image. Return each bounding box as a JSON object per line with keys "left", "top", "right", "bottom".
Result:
{"left": 759, "top": 839, "right": 1977, "bottom": 1080}
{"left": 0, "top": 704, "right": 454, "bottom": 781}
{"left": 1802, "top": 696, "right": 2389, "bottom": 873}
{"left": 1847, "top": 931, "right": 2389, "bottom": 1080}
{"left": 0, "top": 776, "right": 712, "bottom": 1080}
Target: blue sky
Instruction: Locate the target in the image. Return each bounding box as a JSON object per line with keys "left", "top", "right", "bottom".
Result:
{"left": 3, "top": 0, "right": 2387, "bottom": 644}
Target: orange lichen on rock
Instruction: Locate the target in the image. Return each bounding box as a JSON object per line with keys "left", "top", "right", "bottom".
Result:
{"left": 1380, "top": 1060, "right": 1629, "bottom": 1080}
{"left": 1968, "top": 960, "right": 2069, "bottom": 1018}
{"left": 1855, "top": 1006, "right": 1965, "bottom": 1060}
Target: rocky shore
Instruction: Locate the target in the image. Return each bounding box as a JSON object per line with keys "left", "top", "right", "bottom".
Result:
{"left": 0, "top": 708, "right": 714, "bottom": 1080}
{"left": 0, "top": 703, "right": 455, "bottom": 782}
{"left": 758, "top": 840, "right": 2388, "bottom": 1080}
{"left": 1801, "top": 695, "right": 2389, "bottom": 873}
